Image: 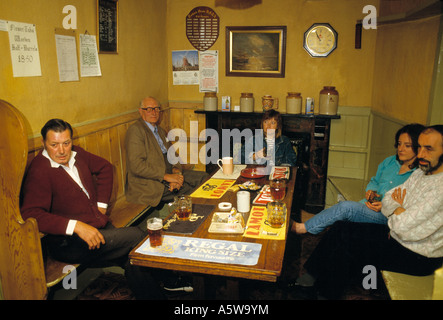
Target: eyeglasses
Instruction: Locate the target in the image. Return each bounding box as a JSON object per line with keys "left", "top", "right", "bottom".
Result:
{"left": 141, "top": 107, "right": 161, "bottom": 113}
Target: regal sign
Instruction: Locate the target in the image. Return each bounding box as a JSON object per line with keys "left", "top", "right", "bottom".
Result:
{"left": 136, "top": 236, "right": 262, "bottom": 266}
{"left": 186, "top": 6, "right": 219, "bottom": 51}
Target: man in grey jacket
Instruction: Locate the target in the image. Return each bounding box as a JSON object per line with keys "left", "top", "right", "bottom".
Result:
{"left": 125, "top": 96, "right": 208, "bottom": 206}
{"left": 289, "top": 125, "right": 443, "bottom": 299}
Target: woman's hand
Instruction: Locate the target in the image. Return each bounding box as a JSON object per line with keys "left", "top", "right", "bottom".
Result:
{"left": 365, "top": 201, "right": 382, "bottom": 212}
{"left": 253, "top": 148, "right": 266, "bottom": 160}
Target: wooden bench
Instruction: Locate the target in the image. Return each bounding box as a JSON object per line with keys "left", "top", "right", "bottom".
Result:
{"left": 0, "top": 99, "right": 152, "bottom": 299}
{"left": 328, "top": 176, "right": 443, "bottom": 300}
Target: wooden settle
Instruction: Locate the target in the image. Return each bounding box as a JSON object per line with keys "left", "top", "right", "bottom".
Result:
{"left": 0, "top": 100, "right": 153, "bottom": 299}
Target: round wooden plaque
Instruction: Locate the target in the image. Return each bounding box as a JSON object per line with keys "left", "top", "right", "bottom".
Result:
{"left": 186, "top": 6, "right": 219, "bottom": 51}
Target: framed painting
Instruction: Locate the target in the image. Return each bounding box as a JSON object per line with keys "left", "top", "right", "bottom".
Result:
{"left": 226, "top": 26, "right": 286, "bottom": 78}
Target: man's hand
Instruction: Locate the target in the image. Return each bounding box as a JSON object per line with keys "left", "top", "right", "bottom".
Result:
{"left": 74, "top": 221, "right": 105, "bottom": 250}
{"left": 164, "top": 173, "right": 184, "bottom": 188}
{"left": 97, "top": 207, "right": 107, "bottom": 215}
{"left": 391, "top": 187, "right": 407, "bottom": 215}
{"left": 391, "top": 187, "right": 406, "bottom": 205}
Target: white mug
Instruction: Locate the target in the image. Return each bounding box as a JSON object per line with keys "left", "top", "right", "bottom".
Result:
{"left": 237, "top": 191, "right": 250, "bottom": 213}
{"left": 217, "top": 157, "right": 234, "bottom": 175}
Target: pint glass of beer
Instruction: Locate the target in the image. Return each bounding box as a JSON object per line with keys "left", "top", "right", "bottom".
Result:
{"left": 266, "top": 201, "right": 287, "bottom": 228}
{"left": 173, "top": 195, "right": 192, "bottom": 221}
{"left": 270, "top": 178, "right": 286, "bottom": 201}
{"left": 147, "top": 217, "right": 163, "bottom": 247}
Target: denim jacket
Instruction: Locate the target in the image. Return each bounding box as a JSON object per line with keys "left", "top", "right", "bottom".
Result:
{"left": 240, "top": 134, "right": 297, "bottom": 166}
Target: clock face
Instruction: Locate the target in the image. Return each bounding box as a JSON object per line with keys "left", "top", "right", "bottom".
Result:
{"left": 304, "top": 23, "right": 337, "bottom": 57}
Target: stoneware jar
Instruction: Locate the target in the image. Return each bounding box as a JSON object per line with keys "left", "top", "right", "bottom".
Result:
{"left": 319, "top": 86, "right": 339, "bottom": 115}
{"left": 286, "top": 92, "right": 302, "bottom": 114}
{"left": 240, "top": 93, "right": 254, "bottom": 112}
{"left": 203, "top": 92, "right": 218, "bottom": 111}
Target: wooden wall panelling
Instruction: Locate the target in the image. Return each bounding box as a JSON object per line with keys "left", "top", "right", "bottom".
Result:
{"left": 328, "top": 107, "right": 371, "bottom": 179}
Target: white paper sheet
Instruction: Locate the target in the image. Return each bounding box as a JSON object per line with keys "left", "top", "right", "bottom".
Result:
{"left": 55, "top": 33, "right": 79, "bottom": 82}
{"left": 7, "top": 21, "right": 42, "bottom": 77}
{"left": 199, "top": 50, "right": 218, "bottom": 92}
{"left": 79, "top": 34, "right": 102, "bottom": 77}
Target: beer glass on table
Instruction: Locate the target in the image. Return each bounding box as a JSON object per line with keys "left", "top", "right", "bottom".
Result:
{"left": 173, "top": 195, "right": 192, "bottom": 221}
{"left": 147, "top": 217, "right": 163, "bottom": 247}
{"left": 266, "top": 201, "right": 287, "bottom": 228}
{"left": 270, "top": 178, "right": 286, "bottom": 202}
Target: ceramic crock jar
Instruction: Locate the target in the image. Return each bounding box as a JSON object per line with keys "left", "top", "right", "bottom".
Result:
{"left": 203, "top": 92, "right": 218, "bottom": 111}
{"left": 240, "top": 93, "right": 254, "bottom": 112}
{"left": 319, "top": 86, "right": 339, "bottom": 115}
{"left": 286, "top": 92, "right": 302, "bottom": 114}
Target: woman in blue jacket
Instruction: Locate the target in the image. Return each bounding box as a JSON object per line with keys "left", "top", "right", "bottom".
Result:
{"left": 292, "top": 123, "right": 425, "bottom": 234}
{"left": 241, "top": 110, "right": 297, "bottom": 167}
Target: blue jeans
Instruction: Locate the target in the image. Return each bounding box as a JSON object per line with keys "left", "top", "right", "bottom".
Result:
{"left": 304, "top": 201, "right": 387, "bottom": 234}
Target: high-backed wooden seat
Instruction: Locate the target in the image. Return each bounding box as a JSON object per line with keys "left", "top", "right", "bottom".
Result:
{"left": 0, "top": 100, "right": 155, "bottom": 299}
{"left": 0, "top": 99, "right": 48, "bottom": 299}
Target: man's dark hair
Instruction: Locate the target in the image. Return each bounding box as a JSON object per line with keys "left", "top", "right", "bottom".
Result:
{"left": 41, "top": 119, "right": 73, "bottom": 140}
{"left": 423, "top": 125, "right": 443, "bottom": 143}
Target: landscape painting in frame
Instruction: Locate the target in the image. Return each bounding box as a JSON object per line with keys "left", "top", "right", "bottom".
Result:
{"left": 226, "top": 26, "right": 286, "bottom": 78}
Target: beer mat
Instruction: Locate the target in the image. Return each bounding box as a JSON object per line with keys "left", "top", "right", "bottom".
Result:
{"left": 135, "top": 235, "right": 262, "bottom": 266}
{"left": 163, "top": 204, "right": 215, "bottom": 235}
{"left": 252, "top": 185, "right": 272, "bottom": 205}
{"left": 190, "top": 178, "right": 236, "bottom": 199}
{"left": 211, "top": 164, "right": 246, "bottom": 180}
{"left": 269, "top": 166, "right": 290, "bottom": 180}
{"left": 243, "top": 206, "right": 286, "bottom": 240}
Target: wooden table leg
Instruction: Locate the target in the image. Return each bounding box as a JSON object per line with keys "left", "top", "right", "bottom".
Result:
{"left": 192, "top": 274, "right": 205, "bottom": 299}
{"left": 226, "top": 278, "right": 239, "bottom": 300}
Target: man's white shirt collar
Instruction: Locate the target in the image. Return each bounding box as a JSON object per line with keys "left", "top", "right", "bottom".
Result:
{"left": 42, "top": 149, "right": 77, "bottom": 168}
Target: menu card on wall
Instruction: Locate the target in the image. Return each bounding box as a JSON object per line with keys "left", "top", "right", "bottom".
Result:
{"left": 7, "top": 21, "right": 42, "bottom": 77}
{"left": 199, "top": 50, "right": 218, "bottom": 92}
{"left": 98, "top": 0, "right": 118, "bottom": 53}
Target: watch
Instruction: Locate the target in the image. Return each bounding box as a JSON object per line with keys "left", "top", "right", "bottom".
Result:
{"left": 303, "top": 23, "right": 338, "bottom": 57}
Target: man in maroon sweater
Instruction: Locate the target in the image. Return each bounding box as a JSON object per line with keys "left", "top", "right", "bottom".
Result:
{"left": 21, "top": 119, "right": 163, "bottom": 299}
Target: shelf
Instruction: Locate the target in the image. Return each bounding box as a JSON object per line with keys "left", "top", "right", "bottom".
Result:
{"left": 194, "top": 109, "right": 341, "bottom": 119}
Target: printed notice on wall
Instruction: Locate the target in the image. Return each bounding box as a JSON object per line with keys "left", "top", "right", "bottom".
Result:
{"left": 7, "top": 21, "right": 42, "bottom": 77}
{"left": 199, "top": 50, "right": 218, "bottom": 92}
{"left": 79, "top": 34, "right": 102, "bottom": 77}
{"left": 55, "top": 31, "right": 79, "bottom": 82}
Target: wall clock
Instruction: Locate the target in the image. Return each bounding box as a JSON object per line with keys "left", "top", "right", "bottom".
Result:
{"left": 303, "top": 23, "right": 338, "bottom": 57}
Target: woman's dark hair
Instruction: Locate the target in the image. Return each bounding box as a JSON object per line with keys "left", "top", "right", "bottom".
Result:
{"left": 41, "top": 119, "right": 73, "bottom": 140}
{"left": 394, "top": 123, "right": 425, "bottom": 168}
{"left": 262, "top": 109, "right": 283, "bottom": 138}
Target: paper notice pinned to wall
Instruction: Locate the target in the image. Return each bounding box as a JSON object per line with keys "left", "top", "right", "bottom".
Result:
{"left": 7, "top": 21, "right": 42, "bottom": 77}
{"left": 55, "top": 29, "right": 79, "bottom": 82}
{"left": 79, "top": 34, "right": 102, "bottom": 77}
{"left": 199, "top": 50, "right": 218, "bottom": 92}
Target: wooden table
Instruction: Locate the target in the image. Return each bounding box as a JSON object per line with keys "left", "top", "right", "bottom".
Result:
{"left": 129, "top": 166, "right": 297, "bottom": 299}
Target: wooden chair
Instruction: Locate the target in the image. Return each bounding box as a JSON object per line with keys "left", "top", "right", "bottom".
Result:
{"left": 0, "top": 99, "right": 48, "bottom": 299}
